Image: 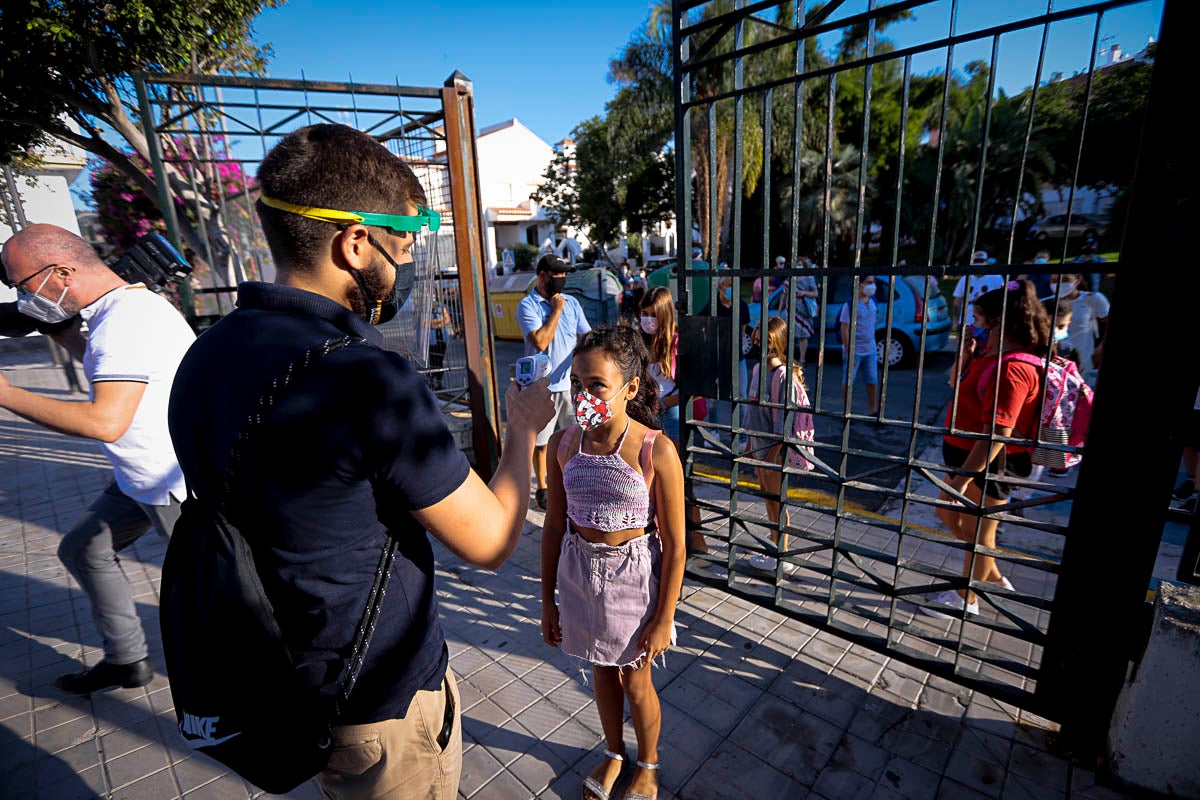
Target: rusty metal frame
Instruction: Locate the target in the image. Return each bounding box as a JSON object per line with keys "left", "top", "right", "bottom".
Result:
{"left": 133, "top": 70, "right": 501, "bottom": 476}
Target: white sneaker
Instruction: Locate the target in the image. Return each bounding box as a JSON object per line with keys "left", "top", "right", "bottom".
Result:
{"left": 747, "top": 554, "right": 777, "bottom": 572}
{"left": 988, "top": 576, "right": 1015, "bottom": 591}
{"left": 919, "top": 590, "right": 979, "bottom": 619}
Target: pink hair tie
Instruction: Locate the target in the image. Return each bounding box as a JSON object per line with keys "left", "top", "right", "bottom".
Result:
{"left": 1006, "top": 280, "right": 1021, "bottom": 290}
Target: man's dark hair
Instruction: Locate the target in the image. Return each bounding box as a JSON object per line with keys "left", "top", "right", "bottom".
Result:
{"left": 255, "top": 124, "right": 427, "bottom": 273}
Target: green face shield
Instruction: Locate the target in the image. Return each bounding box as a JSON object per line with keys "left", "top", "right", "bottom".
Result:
{"left": 259, "top": 195, "right": 441, "bottom": 234}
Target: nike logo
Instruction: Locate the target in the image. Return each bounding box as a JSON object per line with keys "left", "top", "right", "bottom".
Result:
{"left": 179, "top": 712, "right": 241, "bottom": 749}
{"left": 182, "top": 730, "right": 242, "bottom": 749}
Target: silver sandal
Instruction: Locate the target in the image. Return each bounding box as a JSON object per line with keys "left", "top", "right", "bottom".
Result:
{"left": 582, "top": 749, "right": 630, "bottom": 800}
{"left": 622, "top": 760, "right": 659, "bottom": 800}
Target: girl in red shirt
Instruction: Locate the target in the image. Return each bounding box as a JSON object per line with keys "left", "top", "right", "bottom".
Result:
{"left": 924, "top": 280, "right": 1051, "bottom": 618}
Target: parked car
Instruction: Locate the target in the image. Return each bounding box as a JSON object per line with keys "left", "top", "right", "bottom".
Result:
{"left": 1027, "top": 213, "right": 1107, "bottom": 241}
{"left": 747, "top": 274, "right": 951, "bottom": 367}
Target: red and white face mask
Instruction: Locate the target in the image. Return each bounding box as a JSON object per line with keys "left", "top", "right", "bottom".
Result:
{"left": 573, "top": 381, "right": 630, "bottom": 431}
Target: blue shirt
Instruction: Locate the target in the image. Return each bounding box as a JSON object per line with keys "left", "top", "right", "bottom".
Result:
{"left": 839, "top": 298, "right": 878, "bottom": 356}
{"left": 169, "top": 282, "right": 470, "bottom": 724}
{"left": 516, "top": 290, "right": 591, "bottom": 391}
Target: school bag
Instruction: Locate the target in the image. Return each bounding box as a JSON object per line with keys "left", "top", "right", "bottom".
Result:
{"left": 977, "top": 352, "right": 1094, "bottom": 469}
{"left": 743, "top": 363, "right": 816, "bottom": 470}
{"left": 160, "top": 335, "right": 397, "bottom": 794}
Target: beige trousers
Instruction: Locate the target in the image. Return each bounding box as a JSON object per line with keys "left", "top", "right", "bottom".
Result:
{"left": 316, "top": 668, "right": 462, "bottom": 800}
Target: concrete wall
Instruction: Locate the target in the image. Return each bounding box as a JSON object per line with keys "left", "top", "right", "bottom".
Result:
{"left": 1107, "top": 582, "right": 1200, "bottom": 797}
{"left": 1, "top": 173, "right": 85, "bottom": 303}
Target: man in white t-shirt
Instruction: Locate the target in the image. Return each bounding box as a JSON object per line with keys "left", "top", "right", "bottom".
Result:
{"left": 0, "top": 225, "right": 195, "bottom": 694}
{"left": 952, "top": 250, "right": 1005, "bottom": 333}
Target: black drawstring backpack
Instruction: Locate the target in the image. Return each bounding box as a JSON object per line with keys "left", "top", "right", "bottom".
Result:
{"left": 160, "top": 335, "right": 397, "bottom": 793}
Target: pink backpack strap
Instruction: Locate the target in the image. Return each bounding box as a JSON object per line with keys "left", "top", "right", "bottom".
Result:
{"left": 639, "top": 429, "right": 659, "bottom": 490}
{"left": 556, "top": 426, "right": 579, "bottom": 471}
{"left": 976, "top": 352, "right": 1045, "bottom": 401}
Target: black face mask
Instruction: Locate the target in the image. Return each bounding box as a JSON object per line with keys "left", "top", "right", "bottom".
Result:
{"left": 548, "top": 276, "right": 567, "bottom": 296}
{"left": 354, "top": 234, "right": 415, "bottom": 325}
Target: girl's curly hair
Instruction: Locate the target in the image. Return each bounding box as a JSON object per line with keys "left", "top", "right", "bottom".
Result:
{"left": 574, "top": 324, "right": 663, "bottom": 428}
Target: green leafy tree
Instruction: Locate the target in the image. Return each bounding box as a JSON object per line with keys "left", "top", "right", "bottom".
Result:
{"left": 534, "top": 116, "right": 623, "bottom": 248}
{"left": 534, "top": 113, "right": 674, "bottom": 256}
{"left": 0, "top": 0, "right": 281, "bottom": 304}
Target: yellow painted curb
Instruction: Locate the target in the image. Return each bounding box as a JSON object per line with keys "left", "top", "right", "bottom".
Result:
{"left": 691, "top": 463, "right": 1056, "bottom": 564}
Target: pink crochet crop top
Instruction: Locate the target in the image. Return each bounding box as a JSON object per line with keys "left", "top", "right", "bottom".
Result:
{"left": 557, "top": 422, "right": 658, "bottom": 532}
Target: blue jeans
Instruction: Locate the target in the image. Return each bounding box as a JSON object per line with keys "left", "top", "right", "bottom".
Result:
{"left": 660, "top": 403, "right": 680, "bottom": 442}
{"left": 844, "top": 352, "right": 878, "bottom": 387}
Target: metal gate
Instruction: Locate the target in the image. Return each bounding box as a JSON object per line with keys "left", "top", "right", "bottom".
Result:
{"left": 132, "top": 71, "right": 501, "bottom": 476}
{"left": 672, "top": 0, "right": 1193, "bottom": 755}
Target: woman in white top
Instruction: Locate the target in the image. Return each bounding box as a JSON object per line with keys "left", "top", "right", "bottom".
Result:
{"left": 1048, "top": 273, "right": 1109, "bottom": 381}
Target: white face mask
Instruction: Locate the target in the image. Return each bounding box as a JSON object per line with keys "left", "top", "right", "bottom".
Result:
{"left": 862, "top": 283, "right": 877, "bottom": 297}
{"left": 1054, "top": 327, "right": 1069, "bottom": 342}
{"left": 639, "top": 316, "right": 658, "bottom": 334}
{"left": 17, "top": 271, "right": 73, "bottom": 325}
{"left": 1051, "top": 280, "right": 1075, "bottom": 298}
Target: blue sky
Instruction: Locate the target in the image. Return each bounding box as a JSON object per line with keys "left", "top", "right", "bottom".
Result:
{"left": 250, "top": 0, "right": 1164, "bottom": 146}
{"left": 251, "top": 0, "right": 662, "bottom": 146}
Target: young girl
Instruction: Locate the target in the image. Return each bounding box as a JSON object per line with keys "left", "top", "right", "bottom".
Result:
{"left": 1048, "top": 273, "right": 1109, "bottom": 381}
{"left": 743, "top": 317, "right": 816, "bottom": 572}
{"left": 925, "top": 280, "right": 1051, "bottom": 617}
{"left": 639, "top": 287, "right": 681, "bottom": 441}
{"left": 541, "top": 325, "right": 686, "bottom": 800}
{"left": 641, "top": 287, "right": 710, "bottom": 555}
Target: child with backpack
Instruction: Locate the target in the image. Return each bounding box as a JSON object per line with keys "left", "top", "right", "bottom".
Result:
{"left": 541, "top": 325, "right": 686, "bottom": 800}
{"left": 924, "top": 280, "right": 1052, "bottom": 618}
{"left": 1037, "top": 297, "right": 1095, "bottom": 477}
{"left": 743, "top": 317, "right": 816, "bottom": 572}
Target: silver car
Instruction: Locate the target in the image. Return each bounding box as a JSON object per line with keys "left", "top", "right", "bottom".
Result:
{"left": 1028, "top": 213, "right": 1107, "bottom": 241}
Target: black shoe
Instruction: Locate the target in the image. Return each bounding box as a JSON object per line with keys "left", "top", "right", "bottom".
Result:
{"left": 55, "top": 657, "right": 152, "bottom": 694}
{"left": 1181, "top": 493, "right": 1198, "bottom": 516}
{"left": 535, "top": 488, "right": 548, "bottom": 511}
{"left": 1172, "top": 478, "right": 1196, "bottom": 502}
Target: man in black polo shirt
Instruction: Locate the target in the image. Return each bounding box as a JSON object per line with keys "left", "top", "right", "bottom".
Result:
{"left": 168, "top": 124, "right": 553, "bottom": 799}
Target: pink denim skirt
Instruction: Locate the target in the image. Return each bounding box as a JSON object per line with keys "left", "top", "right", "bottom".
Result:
{"left": 557, "top": 526, "right": 676, "bottom": 669}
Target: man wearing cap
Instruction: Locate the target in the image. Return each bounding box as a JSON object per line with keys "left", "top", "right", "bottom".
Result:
{"left": 951, "top": 250, "right": 1005, "bottom": 334}
{"left": 517, "top": 253, "right": 591, "bottom": 510}
{"left": 169, "top": 124, "right": 554, "bottom": 798}
{"left": 0, "top": 225, "right": 194, "bottom": 695}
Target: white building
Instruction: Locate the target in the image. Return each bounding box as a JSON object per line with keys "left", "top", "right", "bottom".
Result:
{"left": 1, "top": 133, "right": 88, "bottom": 302}
{"left": 418, "top": 117, "right": 677, "bottom": 274}
{"left": 475, "top": 119, "right": 562, "bottom": 268}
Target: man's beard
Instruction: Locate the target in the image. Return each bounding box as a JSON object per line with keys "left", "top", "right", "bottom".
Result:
{"left": 348, "top": 255, "right": 395, "bottom": 319}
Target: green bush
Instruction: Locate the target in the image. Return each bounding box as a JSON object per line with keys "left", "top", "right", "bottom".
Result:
{"left": 505, "top": 243, "right": 540, "bottom": 271}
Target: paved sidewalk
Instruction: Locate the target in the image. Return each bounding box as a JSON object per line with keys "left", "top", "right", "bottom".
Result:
{"left": 0, "top": 343, "right": 1136, "bottom": 799}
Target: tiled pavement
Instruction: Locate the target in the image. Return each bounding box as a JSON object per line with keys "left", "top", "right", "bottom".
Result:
{"left": 0, "top": 342, "right": 1137, "bottom": 799}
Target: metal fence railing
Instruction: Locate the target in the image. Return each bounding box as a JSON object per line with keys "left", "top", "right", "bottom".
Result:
{"left": 671, "top": 0, "right": 1187, "bottom": 754}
